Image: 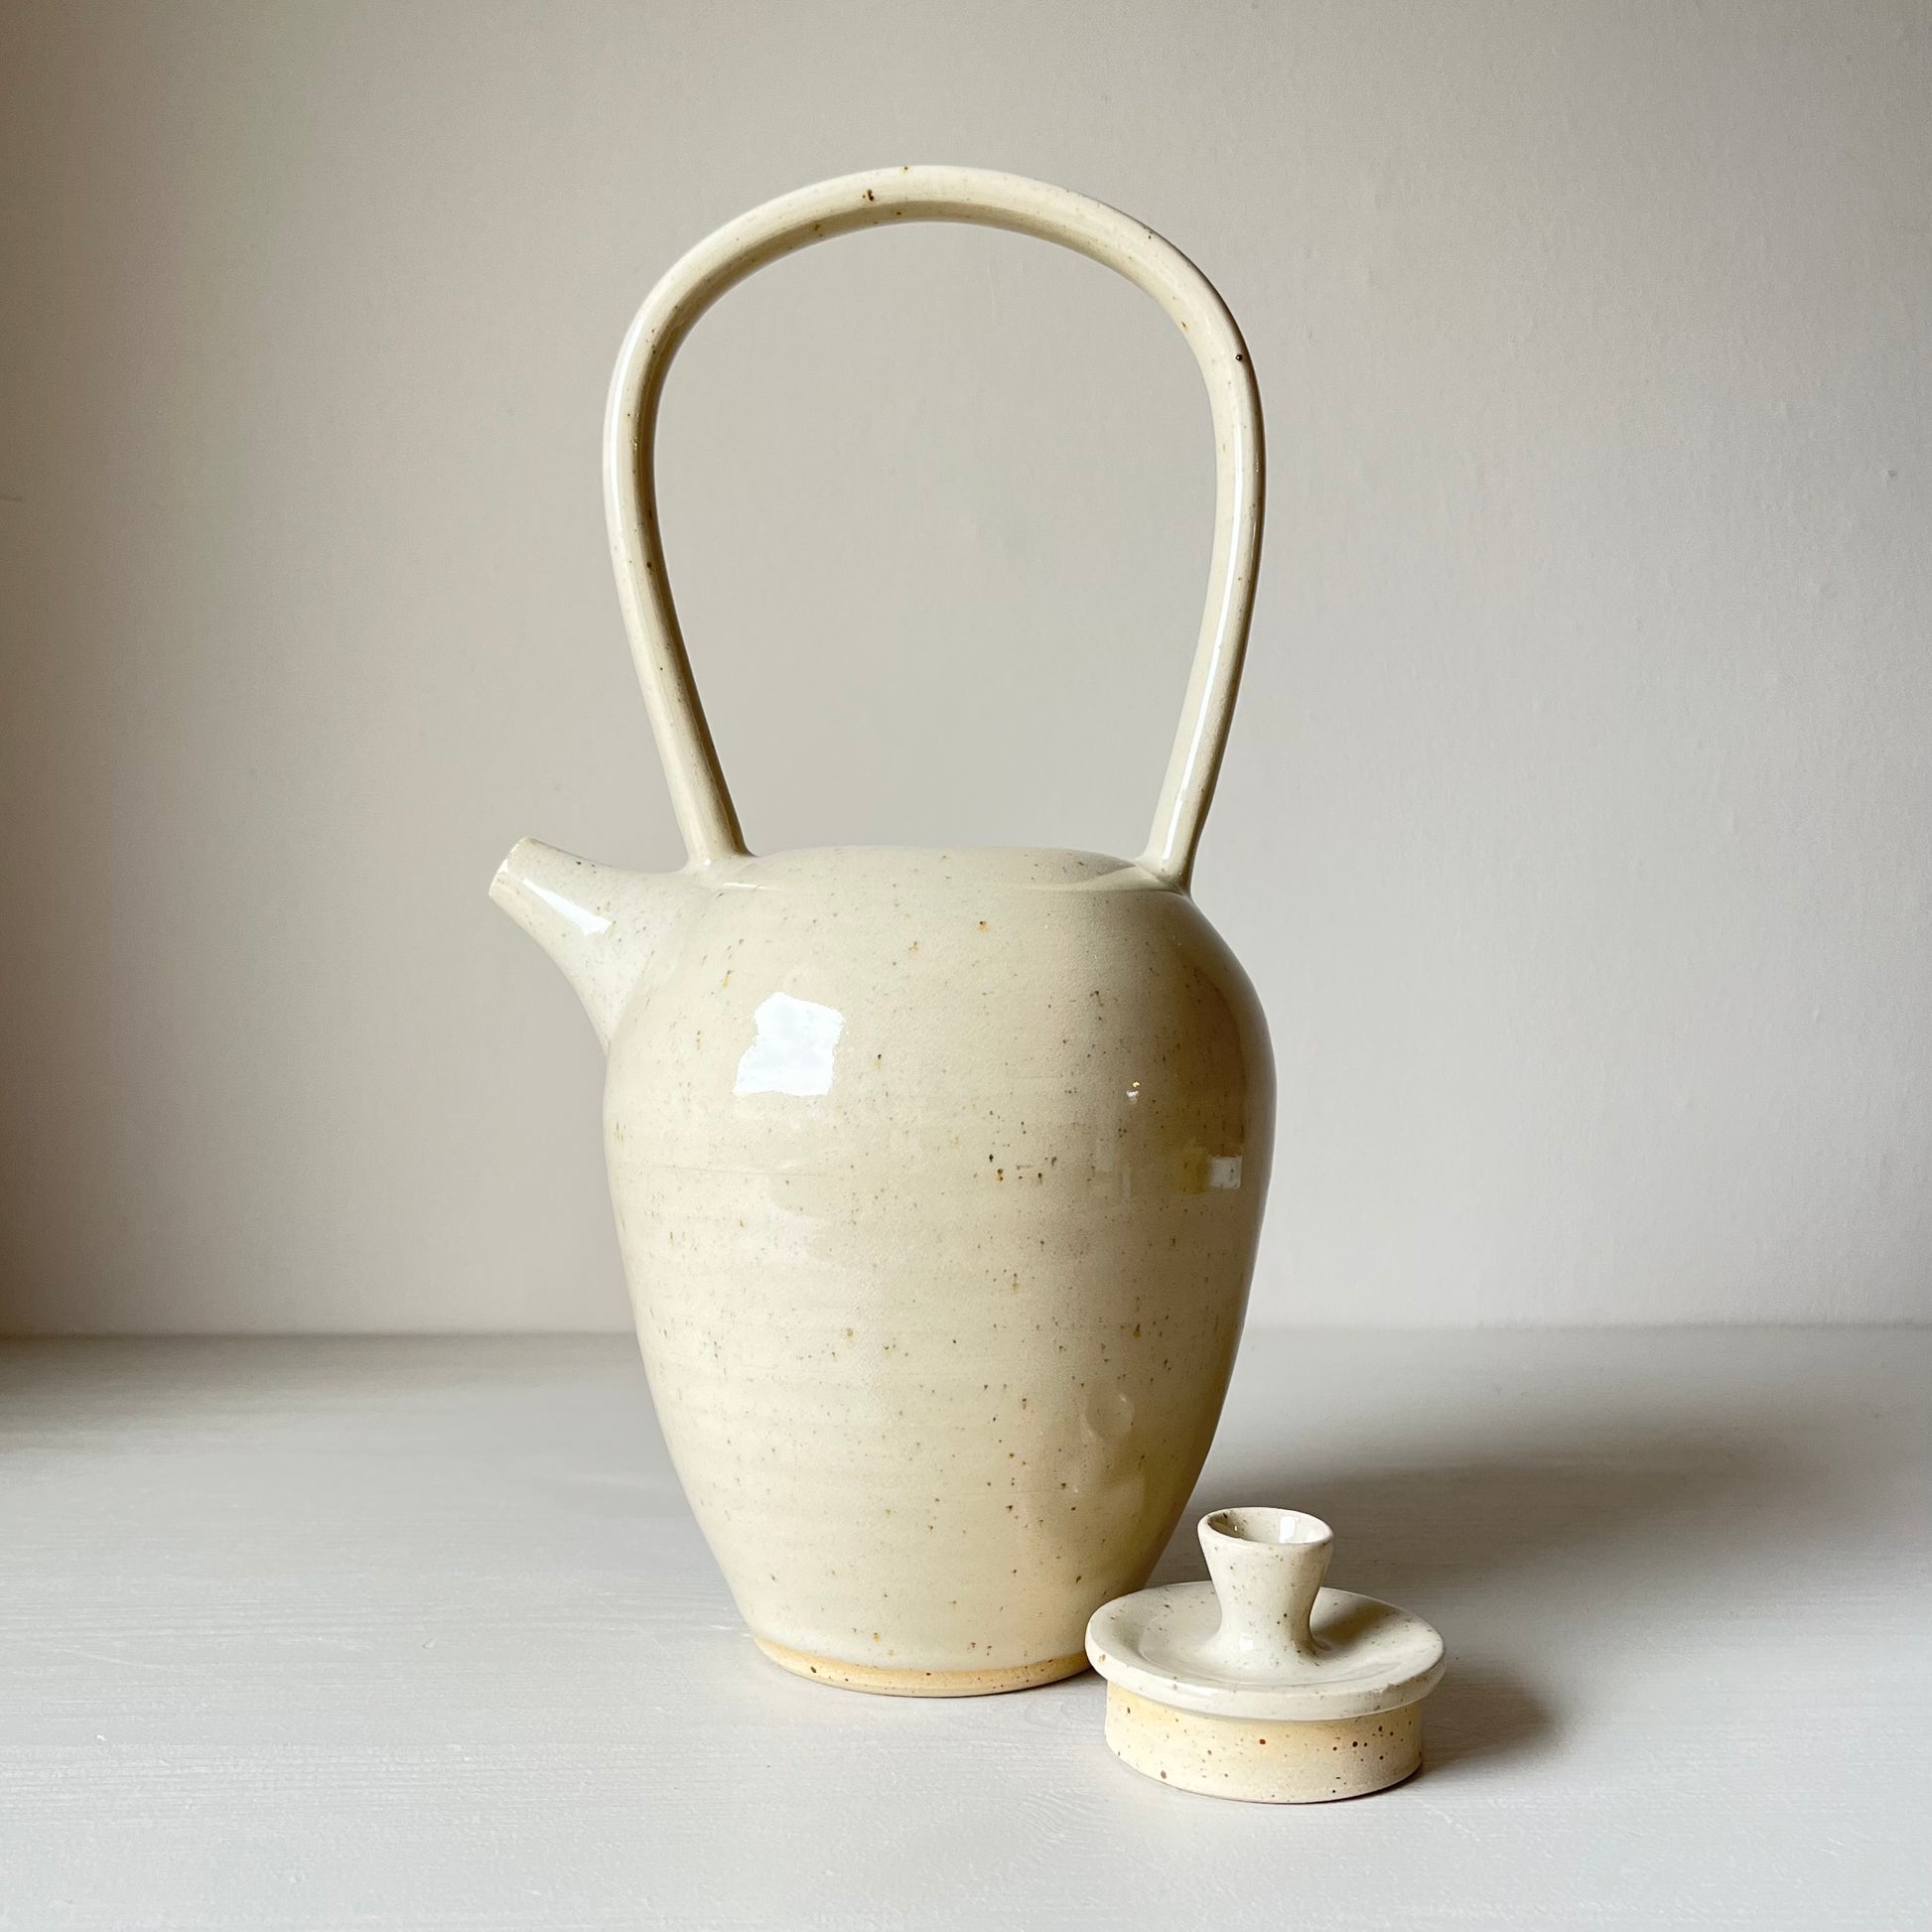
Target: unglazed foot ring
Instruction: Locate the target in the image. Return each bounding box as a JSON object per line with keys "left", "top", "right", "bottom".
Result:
{"left": 753, "top": 1635, "right": 1089, "bottom": 1698}
{"left": 1104, "top": 1685, "right": 1423, "bottom": 1802}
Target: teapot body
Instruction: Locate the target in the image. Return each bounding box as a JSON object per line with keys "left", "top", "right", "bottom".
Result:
{"left": 607, "top": 846, "right": 1272, "bottom": 1691}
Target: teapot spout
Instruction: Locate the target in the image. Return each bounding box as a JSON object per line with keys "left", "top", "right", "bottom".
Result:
{"left": 488, "top": 838, "right": 687, "bottom": 1049}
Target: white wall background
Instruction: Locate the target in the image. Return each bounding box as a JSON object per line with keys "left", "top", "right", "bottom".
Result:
{"left": 1, "top": 0, "right": 1926, "bottom": 1332}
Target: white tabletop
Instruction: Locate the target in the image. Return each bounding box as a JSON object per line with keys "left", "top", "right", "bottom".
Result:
{"left": 0, "top": 1327, "right": 1923, "bottom": 1930}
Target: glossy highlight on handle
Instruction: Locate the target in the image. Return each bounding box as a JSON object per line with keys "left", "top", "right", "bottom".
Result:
{"left": 604, "top": 165, "right": 1265, "bottom": 891}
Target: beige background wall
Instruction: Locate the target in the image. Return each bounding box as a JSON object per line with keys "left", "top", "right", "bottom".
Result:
{"left": 1, "top": 1, "right": 1925, "bottom": 1331}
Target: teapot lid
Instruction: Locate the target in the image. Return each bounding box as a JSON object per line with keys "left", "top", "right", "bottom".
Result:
{"left": 1083, "top": 1507, "right": 1445, "bottom": 1802}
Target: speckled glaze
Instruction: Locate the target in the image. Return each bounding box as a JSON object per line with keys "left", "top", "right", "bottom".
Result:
{"left": 1086, "top": 1509, "right": 1445, "bottom": 1798}
{"left": 491, "top": 168, "right": 1272, "bottom": 1694}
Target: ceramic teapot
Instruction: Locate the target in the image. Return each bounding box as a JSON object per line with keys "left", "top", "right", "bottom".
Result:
{"left": 492, "top": 167, "right": 1272, "bottom": 1695}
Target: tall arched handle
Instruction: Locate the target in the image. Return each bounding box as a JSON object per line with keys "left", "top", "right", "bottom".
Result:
{"left": 604, "top": 165, "right": 1264, "bottom": 892}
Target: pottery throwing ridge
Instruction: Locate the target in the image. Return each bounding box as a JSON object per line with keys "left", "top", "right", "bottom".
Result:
{"left": 491, "top": 167, "right": 1274, "bottom": 1695}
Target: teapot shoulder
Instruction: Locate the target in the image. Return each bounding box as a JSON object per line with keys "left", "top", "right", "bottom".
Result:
{"left": 607, "top": 849, "right": 1270, "bottom": 1117}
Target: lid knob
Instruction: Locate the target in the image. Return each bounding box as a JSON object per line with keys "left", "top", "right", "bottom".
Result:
{"left": 1198, "top": 1506, "right": 1333, "bottom": 1669}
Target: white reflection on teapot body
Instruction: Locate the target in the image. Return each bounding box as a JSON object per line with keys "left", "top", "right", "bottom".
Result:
{"left": 734, "top": 991, "right": 845, "bottom": 1098}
